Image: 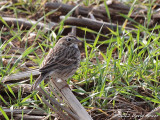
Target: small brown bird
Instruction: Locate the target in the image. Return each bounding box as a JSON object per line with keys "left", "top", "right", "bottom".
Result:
{"left": 31, "top": 35, "right": 81, "bottom": 90}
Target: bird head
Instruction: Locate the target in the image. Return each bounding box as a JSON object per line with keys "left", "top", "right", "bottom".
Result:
{"left": 58, "top": 35, "right": 81, "bottom": 47}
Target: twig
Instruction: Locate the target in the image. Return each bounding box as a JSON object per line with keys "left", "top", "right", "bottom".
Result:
{"left": 71, "top": 26, "right": 76, "bottom": 36}
{"left": 14, "top": 114, "right": 45, "bottom": 119}
{"left": 37, "top": 87, "right": 79, "bottom": 120}
{"left": 1, "top": 108, "right": 46, "bottom": 115}
{"left": 40, "top": 97, "right": 70, "bottom": 120}
{"left": 48, "top": 84, "right": 64, "bottom": 103}
{"left": 140, "top": 106, "right": 160, "bottom": 120}
{"left": 8, "top": 84, "right": 31, "bottom": 94}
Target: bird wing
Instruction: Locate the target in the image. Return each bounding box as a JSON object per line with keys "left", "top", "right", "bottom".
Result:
{"left": 39, "top": 45, "right": 78, "bottom": 73}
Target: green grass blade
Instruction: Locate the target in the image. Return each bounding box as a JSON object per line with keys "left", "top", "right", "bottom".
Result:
{"left": 0, "top": 107, "right": 9, "bottom": 120}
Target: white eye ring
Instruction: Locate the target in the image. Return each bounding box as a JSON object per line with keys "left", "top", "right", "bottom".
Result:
{"left": 67, "top": 37, "right": 72, "bottom": 42}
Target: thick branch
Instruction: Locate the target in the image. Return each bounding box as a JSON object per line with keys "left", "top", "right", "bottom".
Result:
{"left": 50, "top": 78, "right": 93, "bottom": 120}
{"left": 45, "top": 2, "right": 129, "bottom": 20}
{"left": 0, "top": 17, "right": 57, "bottom": 32}
{"left": 1, "top": 69, "right": 39, "bottom": 83}
{"left": 60, "top": 16, "right": 134, "bottom": 32}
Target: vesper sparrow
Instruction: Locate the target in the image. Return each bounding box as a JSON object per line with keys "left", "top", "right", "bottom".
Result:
{"left": 31, "top": 35, "right": 81, "bottom": 90}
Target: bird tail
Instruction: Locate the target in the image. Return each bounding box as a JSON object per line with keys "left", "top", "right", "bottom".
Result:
{"left": 31, "top": 73, "right": 47, "bottom": 90}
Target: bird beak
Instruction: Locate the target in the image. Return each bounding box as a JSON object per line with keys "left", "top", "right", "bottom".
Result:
{"left": 75, "top": 38, "right": 82, "bottom": 43}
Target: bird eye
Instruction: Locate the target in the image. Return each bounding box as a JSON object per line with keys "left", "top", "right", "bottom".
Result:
{"left": 67, "top": 37, "right": 72, "bottom": 42}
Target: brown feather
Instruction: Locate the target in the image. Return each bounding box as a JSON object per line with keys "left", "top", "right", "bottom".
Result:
{"left": 31, "top": 35, "right": 81, "bottom": 90}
